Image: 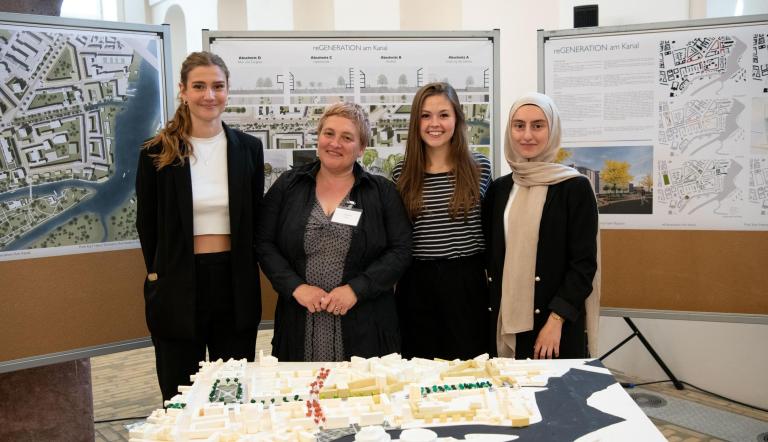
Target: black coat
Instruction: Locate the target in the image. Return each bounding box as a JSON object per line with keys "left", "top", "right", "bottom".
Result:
{"left": 256, "top": 161, "right": 412, "bottom": 361}
{"left": 135, "top": 123, "right": 264, "bottom": 339}
{"left": 482, "top": 174, "right": 598, "bottom": 358}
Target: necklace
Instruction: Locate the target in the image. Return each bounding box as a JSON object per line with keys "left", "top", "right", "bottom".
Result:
{"left": 191, "top": 132, "right": 224, "bottom": 166}
{"left": 196, "top": 143, "right": 219, "bottom": 166}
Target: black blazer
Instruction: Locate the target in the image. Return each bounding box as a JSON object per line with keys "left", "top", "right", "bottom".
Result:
{"left": 482, "top": 174, "right": 598, "bottom": 356}
{"left": 136, "top": 123, "right": 264, "bottom": 339}
{"left": 256, "top": 161, "right": 412, "bottom": 361}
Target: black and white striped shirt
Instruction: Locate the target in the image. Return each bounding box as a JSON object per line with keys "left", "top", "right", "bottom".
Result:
{"left": 393, "top": 153, "right": 492, "bottom": 260}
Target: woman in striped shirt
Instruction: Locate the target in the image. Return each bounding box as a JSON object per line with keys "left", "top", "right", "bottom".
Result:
{"left": 393, "top": 82, "right": 492, "bottom": 360}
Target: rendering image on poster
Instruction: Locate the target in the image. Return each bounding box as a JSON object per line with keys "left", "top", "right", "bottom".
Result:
{"left": 210, "top": 37, "right": 494, "bottom": 189}
{"left": 0, "top": 22, "right": 166, "bottom": 260}
{"left": 544, "top": 20, "right": 768, "bottom": 230}
{"left": 559, "top": 146, "right": 653, "bottom": 215}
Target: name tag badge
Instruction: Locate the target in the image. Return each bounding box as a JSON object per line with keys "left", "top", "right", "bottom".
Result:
{"left": 331, "top": 207, "right": 362, "bottom": 226}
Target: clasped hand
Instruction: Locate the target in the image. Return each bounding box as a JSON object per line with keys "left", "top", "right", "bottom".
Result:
{"left": 292, "top": 284, "right": 357, "bottom": 315}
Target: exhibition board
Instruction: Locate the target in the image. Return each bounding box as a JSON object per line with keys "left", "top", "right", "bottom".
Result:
{"left": 0, "top": 248, "right": 276, "bottom": 372}
{"left": 203, "top": 30, "right": 501, "bottom": 182}
{"left": 539, "top": 15, "right": 768, "bottom": 323}
{"left": 0, "top": 12, "right": 173, "bottom": 372}
{"left": 203, "top": 30, "right": 500, "bottom": 330}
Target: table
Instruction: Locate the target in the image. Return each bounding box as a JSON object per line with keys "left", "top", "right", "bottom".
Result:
{"left": 129, "top": 357, "right": 665, "bottom": 442}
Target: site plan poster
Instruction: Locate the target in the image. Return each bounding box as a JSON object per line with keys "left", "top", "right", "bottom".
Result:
{"left": 0, "top": 21, "right": 166, "bottom": 261}
{"left": 544, "top": 22, "right": 768, "bottom": 230}
{"left": 210, "top": 37, "right": 494, "bottom": 190}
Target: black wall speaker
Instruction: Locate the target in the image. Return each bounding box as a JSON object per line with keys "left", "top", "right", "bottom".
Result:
{"left": 574, "top": 4, "right": 598, "bottom": 28}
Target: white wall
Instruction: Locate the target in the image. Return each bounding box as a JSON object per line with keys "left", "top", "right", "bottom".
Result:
{"left": 400, "top": 0, "right": 462, "bottom": 30}
{"left": 334, "top": 0, "right": 399, "bottom": 30}
{"left": 599, "top": 317, "right": 768, "bottom": 409}
{"left": 163, "top": 4, "right": 186, "bottom": 93}
{"left": 149, "top": 0, "right": 219, "bottom": 54}
{"left": 120, "top": 0, "right": 148, "bottom": 24}
{"left": 707, "top": 0, "right": 768, "bottom": 17}
{"left": 462, "top": 0, "right": 559, "bottom": 175}
{"left": 558, "top": 0, "right": 690, "bottom": 28}
{"left": 247, "top": 0, "right": 293, "bottom": 30}
{"left": 61, "top": 0, "right": 103, "bottom": 20}
{"left": 293, "top": 0, "right": 334, "bottom": 31}
{"left": 218, "top": 0, "right": 247, "bottom": 31}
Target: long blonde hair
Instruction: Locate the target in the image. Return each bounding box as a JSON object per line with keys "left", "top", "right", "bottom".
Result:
{"left": 396, "top": 82, "right": 480, "bottom": 220}
{"left": 142, "top": 51, "right": 230, "bottom": 170}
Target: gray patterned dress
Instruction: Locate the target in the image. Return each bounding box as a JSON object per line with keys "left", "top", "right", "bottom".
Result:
{"left": 302, "top": 195, "right": 354, "bottom": 361}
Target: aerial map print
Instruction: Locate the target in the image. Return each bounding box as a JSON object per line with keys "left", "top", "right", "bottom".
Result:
{"left": 657, "top": 159, "right": 743, "bottom": 216}
{"left": 752, "top": 33, "right": 768, "bottom": 93}
{"left": 0, "top": 23, "right": 165, "bottom": 260}
{"left": 658, "top": 98, "right": 746, "bottom": 156}
{"left": 659, "top": 36, "right": 747, "bottom": 98}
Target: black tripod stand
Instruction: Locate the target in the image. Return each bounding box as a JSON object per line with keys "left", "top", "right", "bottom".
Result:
{"left": 599, "top": 317, "right": 684, "bottom": 390}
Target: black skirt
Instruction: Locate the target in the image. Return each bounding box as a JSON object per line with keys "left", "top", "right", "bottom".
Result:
{"left": 396, "top": 253, "right": 489, "bottom": 360}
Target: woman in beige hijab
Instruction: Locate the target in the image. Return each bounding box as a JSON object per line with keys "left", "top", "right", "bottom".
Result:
{"left": 482, "top": 93, "right": 600, "bottom": 359}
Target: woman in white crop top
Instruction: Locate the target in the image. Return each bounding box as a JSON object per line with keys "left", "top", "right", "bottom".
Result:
{"left": 136, "top": 52, "right": 264, "bottom": 401}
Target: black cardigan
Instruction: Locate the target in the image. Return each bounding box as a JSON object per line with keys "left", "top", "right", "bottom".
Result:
{"left": 135, "top": 123, "right": 264, "bottom": 339}
{"left": 482, "top": 174, "right": 598, "bottom": 357}
{"left": 256, "top": 161, "right": 412, "bottom": 361}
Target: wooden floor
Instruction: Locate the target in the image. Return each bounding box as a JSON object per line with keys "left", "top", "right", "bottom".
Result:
{"left": 92, "top": 330, "right": 768, "bottom": 441}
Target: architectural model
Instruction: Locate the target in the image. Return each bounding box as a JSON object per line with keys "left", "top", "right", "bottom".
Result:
{"left": 128, "top": 352, "right": 559, "bottom": 442}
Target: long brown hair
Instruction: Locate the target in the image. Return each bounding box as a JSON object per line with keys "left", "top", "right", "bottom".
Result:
{"left": 142, "top": 51, "right": 230, "bottom": 170}
{"left": 397, "top": 82, "right": 480, "bottom": 220}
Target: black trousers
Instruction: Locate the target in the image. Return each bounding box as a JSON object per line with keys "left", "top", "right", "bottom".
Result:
{"left": 396, "top": 254, "right": 489, "bottom": 360}
{"left": 152, "top": 252, "right": 256, "bottom": 402}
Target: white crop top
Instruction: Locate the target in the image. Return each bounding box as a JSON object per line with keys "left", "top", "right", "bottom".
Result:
{"left": 189, "top": 131, "right": 230, "bottom": 235}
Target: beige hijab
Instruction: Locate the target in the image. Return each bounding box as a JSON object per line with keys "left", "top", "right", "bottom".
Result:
{"left": 497, "top": 92, "right": 601, "bottom": 358}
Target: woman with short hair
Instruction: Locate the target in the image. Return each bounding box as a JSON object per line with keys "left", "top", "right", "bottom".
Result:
{"left": 257, "top": 102, "right": 412, "bottom": 361}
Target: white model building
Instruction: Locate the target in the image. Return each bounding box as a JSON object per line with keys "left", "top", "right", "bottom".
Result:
{"left": 128, "top": 352, "right": 552, "bottom": 442}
